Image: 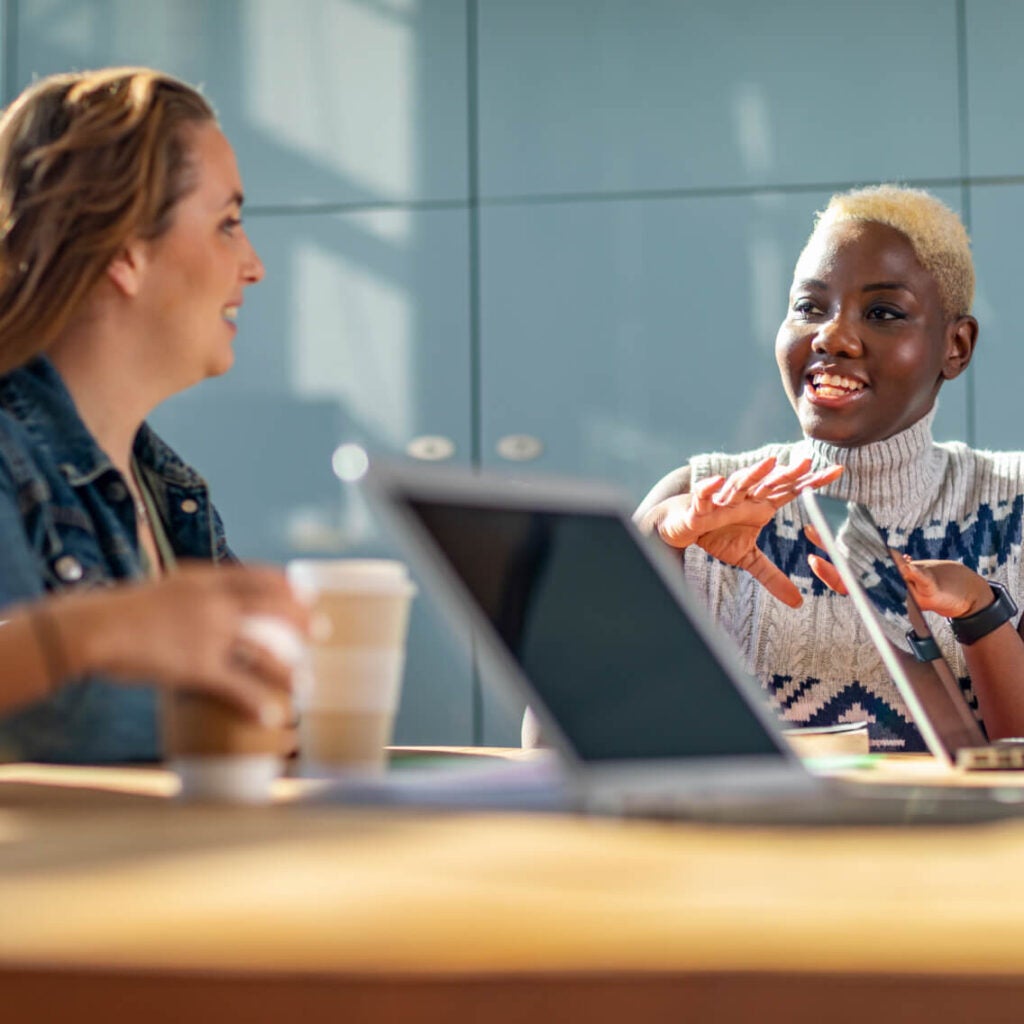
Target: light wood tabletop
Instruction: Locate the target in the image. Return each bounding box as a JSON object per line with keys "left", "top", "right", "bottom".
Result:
{"left": 5, "top": 754, "right": 1024, "bottom": 1023}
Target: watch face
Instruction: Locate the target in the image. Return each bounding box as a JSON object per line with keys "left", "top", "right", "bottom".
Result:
{"left": 906, "top": 630, "right": 941, "bottom": 663}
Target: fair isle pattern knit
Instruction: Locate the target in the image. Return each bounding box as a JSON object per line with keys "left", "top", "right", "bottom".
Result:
{"left": 679, "top": 411, "right": 1024, "bottom": 751}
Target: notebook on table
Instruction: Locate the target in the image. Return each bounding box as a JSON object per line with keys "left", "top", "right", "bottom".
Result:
{"left": 360, "top": 462, "right": 1024, "bottom": 824}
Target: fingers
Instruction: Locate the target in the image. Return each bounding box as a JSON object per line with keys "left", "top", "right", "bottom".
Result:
{"left": 690, "top": 475, "right": 726, "bottom": 515}
{"left": 807, "top": 553, "right": 848, "bottom": 595}
{"left": 893, "top": 552, "right": 932, "bottom": 594}
{"left": 656, "top": 484, "right": 723, "bottom": 546}
{"left": 711, "top": 458, "right": 777, "bottom": 507}
{"left": 794, "top": 464, "right": 844, "bottom": 492}
{"left": 754, "top": 462, "right": 843, "bottom": 506}
{"left": 804, "top": 524, "right": 824, "bottom": 550}
{"left": 893, "top": 551, "right": 917, "bottom": 584}
{"left": 692, "top": 458, "right": 841, "bottom": 516}
{"left": 737, "top": 549, "right": 803, "bottom": 608}
{"left": 229, "top": 635, "right": 295, "bottom": 694}
{"left": 184, "top": 638, "right": 296, "bottom": 726}
{"left": 179, "top": 562, "right": 312, "bottom": 633}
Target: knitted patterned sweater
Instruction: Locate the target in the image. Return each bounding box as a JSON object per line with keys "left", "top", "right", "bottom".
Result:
{"left": 641, "top": 412, "right": 1024, "bottom": 751}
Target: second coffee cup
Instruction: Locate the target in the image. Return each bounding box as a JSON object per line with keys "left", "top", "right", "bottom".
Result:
{"left": 287, "top": 559, "right": 416, "bottom": 775}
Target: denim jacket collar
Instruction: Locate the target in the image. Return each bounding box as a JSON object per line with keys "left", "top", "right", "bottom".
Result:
{"left": 0, "top": 356, "right": 206, "bottom": 491}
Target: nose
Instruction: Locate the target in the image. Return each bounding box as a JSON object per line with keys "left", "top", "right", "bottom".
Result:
{"left": 811, "top": 313, "right": 863, "bottom": 358}
{"left": 241, "top": 232, "right": 265, "bottom": 286}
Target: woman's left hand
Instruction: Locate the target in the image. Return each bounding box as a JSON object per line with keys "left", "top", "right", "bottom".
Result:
{"left": 893, "top": 556, "right": 995, "bottom": 619}
{"left": 805, "top": 525, "right": 994, "bottom": 618}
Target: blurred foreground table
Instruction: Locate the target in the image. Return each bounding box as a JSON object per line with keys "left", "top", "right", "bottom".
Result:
{"left": 5, "top": 753, "right": 1024, "bottom": 1023}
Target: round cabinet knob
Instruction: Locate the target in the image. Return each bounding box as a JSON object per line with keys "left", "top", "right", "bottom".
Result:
{"left": 496, "top": 434, "right": 544, "bottom": 462}
{"left": 406, "top": 435, "right": 455, "bottom": 462}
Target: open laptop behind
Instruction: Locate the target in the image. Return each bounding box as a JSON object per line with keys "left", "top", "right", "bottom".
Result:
{"left": 801, "top": 492, "right": 1023, "bottom": 771}
{"left": 365, "top": 462, "right": 1024, "bottom": 824}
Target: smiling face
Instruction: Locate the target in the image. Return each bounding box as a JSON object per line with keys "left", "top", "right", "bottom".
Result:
{"left": 134, "top": 121, "right": 264, "bottom": 391}
{"left": 775, "top": 219, "right": 976, "bottom": 448}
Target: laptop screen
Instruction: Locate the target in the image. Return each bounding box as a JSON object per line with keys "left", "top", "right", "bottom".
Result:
{"left": 808, "top": 494, "right": 986, "bottom": 755}
{"left": 407, "top": 498, "right": 783, "bottom": 762}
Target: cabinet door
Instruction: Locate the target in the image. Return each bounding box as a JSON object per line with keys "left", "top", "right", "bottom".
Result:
{"left": 967, "top": 185, "right": 1024, "bottom": 451}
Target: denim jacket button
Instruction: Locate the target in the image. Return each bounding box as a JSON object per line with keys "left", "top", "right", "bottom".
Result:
{"left": 54, "top": 555, "right": 84, "bottom": 582}
{"left": 180, "top": 499, "right": 199, "bottom": 514}
{"left": 106, "top": 481, "right": 128, "bottom": 502}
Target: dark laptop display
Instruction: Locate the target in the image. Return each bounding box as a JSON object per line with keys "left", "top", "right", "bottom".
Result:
{"left": 808, "top": 494, "right": 987, "bottom": 757}
{"left": 408, "top": 498, "right": 783, "bottom": 763}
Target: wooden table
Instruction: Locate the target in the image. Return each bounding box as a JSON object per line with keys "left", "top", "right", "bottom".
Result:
{"left": 5, "top": 755, "right": 1024, "bottom": 1023}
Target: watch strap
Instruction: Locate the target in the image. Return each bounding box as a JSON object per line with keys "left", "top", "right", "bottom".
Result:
{"left": 950, "top": 582, "right": 1018, "bottom": 646}
{"left": 905, "top": 630, "right": 941, "bottom": 662}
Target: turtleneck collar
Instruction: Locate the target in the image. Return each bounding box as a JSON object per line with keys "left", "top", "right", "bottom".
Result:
{"left": 792, "top": 407, "right": 945, "bottom": 523}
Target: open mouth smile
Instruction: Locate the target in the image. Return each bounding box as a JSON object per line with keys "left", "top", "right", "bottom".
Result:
{"left": 805, "top": 371, "right": 867, "bottom": 403}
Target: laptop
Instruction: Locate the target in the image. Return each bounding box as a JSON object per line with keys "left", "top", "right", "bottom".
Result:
{"left": 363, "top": 461, "right": 1024, "bottom": 824}
{"left": 801, "top": 492, "right": 1023, "bottom": 771}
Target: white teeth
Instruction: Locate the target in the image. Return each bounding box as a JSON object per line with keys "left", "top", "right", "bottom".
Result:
{"left": 811, "top": 372, "right": 864, "bottom": 392}
{"left": 222, "top": 306, "right": 238, "bottom": 322}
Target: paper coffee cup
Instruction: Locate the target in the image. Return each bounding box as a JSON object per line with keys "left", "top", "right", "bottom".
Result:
{"left": 287, "top": 559, "right": 416, "bottom": 776}
{"left": 163, "top": 615, "right": 304, "bottom": 803}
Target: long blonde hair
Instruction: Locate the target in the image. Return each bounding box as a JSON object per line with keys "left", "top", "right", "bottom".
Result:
{"left": 0, "top": 67, "right": 215, "bottom": 375}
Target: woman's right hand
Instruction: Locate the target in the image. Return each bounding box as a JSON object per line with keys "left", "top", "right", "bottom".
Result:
{"left": 57, "top": 563, "right": 311, "bottom": 725}
{"left": 650, "top": 457, "right": 842, "bottom": 608}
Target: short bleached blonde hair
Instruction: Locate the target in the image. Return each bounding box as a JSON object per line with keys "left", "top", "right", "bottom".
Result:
{"left": 806, "top": 184, "right": 974, "bottom": 319}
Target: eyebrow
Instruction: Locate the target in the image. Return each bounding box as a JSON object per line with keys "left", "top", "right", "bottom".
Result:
{"left": 862, "top": 281, "right": 910, "bottom": 293}
{"left": 792, "top": 278, "right": 912, "bottom": 294}
{"left": 222, "top": 190, "right": 245, "bottom": 210}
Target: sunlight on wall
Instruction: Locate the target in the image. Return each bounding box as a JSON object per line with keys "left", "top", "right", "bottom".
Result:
{"left": 732, "top": 82, "right": 773, "bottom": 177}
{"left": 244, "top": 0, "right": 416, "bottom": 200}
{"left": 291, "top": 229, "right": 413, "bottom": 447}
{"left": 748, "top": 233, "right": 786, "bottom": 352}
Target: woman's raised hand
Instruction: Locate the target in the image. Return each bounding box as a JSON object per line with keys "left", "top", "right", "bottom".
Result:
{"left": 653, "top": 456, "right": 842, "bottom": 608}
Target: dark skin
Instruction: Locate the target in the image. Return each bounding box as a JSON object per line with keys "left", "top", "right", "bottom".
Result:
{"left": 642, "top": 219, "right": 1024, "bottom": 738}
{"left": 775, "top": 220, "right": 975, "bottom": 447}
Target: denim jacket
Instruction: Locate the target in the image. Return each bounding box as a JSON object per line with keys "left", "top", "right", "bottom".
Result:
{"left": 0, "top": 357, "right": 231, "bottom": 763}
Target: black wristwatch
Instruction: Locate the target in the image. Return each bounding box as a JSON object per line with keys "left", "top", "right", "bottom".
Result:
{"left": 949, "top": 582, "right": 1018, "bottom": 646}
{"left": 905, "top": 630, "right": 942, "bottom": 662}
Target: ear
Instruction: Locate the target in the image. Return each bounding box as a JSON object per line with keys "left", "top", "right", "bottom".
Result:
{"left": 940, "top": 315, "right": 978, "bottom": 381}
{"left": 104, "top": 239, "right": 149, "bottom": 298}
